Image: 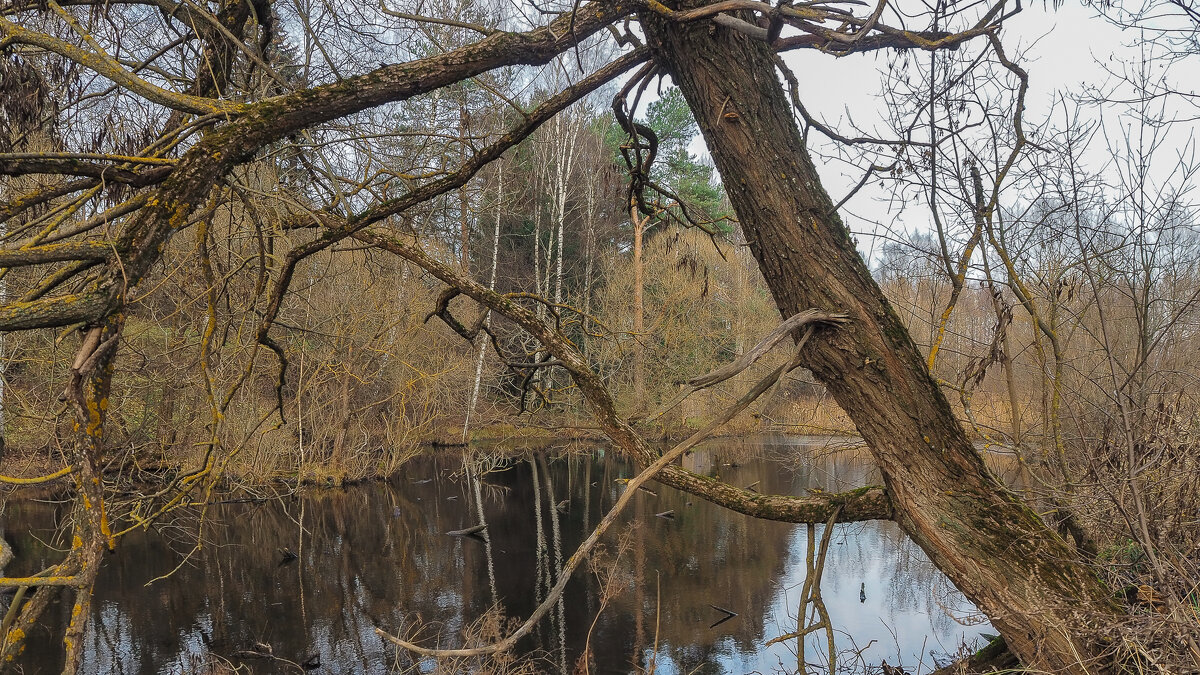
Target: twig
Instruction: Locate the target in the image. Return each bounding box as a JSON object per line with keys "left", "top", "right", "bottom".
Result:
{"left": 640, "top": 309, "right": 846, "bottom": 422}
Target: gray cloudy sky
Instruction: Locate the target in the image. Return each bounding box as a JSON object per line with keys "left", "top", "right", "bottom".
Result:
{"left": 672, "top": 1, "right": 1199, "bottom": 263}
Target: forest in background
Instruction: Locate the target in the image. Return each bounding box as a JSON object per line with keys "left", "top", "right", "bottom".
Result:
{"left": 9, "top": 58, "right": 1198, "bottom": 490}
{"left": 1, "top": 82, "right": 831, "bottom": 482}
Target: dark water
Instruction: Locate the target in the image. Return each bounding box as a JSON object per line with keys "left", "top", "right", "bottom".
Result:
{"left": 4, "top": 436, "right": 991, "bottom": 674}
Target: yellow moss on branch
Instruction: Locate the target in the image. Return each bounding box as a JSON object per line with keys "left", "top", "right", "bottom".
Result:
{"left": 0, "top": 12, "right": 245, "bottom": 117}
{"left": 0, "top": 465, "right": 78, "bottom": 484}
{"left": 0, "top": 575, "right": 81, "bottom": 587}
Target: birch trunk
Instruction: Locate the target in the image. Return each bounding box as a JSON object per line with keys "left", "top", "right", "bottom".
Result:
{"left": 464, "top": 162, "right": 503, "bottom": 440}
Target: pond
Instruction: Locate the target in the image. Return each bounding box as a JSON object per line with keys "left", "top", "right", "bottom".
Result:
{"left": 3, "top": 435, "right": 992, "bottom": 674}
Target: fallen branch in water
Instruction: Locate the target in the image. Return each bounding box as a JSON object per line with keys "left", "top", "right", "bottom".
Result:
{"left": 376, "top": 322, "right": 887, "bottom": 658}
{"left": 355, "top": 233, "right": 892, "bottom": 524}
{"left": 708, "top": 604, "right": 738, "bottom": 628}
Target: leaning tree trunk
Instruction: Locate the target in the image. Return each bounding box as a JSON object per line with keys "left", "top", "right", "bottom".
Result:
{"left": 642, "top": 12, "right": 1118, "bottom": 673}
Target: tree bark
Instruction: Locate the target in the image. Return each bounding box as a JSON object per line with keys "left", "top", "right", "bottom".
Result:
{"left": 642, "top": 11, "right": 1118, "bottom": 673}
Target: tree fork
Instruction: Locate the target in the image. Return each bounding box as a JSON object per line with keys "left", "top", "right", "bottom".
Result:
{"left": 641, "top": 8, "right": 1119, "bottom": 673}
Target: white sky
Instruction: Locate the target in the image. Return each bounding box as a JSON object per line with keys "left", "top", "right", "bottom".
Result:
{"left": 671, "top": 1, "right": 1199, "bottom": 263}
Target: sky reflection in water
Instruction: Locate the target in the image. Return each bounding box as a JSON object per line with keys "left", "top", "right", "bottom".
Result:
{"left": 5, "top": 435, "right": 991, "bottom": 674}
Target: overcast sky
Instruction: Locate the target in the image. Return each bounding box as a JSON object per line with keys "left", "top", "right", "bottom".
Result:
{"left": 670, "top": 1, "right": 1199, "bottom": 264}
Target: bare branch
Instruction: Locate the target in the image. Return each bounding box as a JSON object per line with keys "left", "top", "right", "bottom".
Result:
{"left": 642, "top": 309, "right": 848, "bottom": 422}
{"left": 380, "top": 0, "right": 499, "bottom": 35}
{"left": 376, "top": 326, "right": 887, "bottom": 658}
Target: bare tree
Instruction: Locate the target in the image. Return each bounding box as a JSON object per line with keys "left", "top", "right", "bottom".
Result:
{"left": 2, "top": 0, "right": 1183, "bottom": 672}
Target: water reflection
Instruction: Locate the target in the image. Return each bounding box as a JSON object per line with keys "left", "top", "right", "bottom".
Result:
{"left": 4, "top": 435, "right": 990, "bottom": 674}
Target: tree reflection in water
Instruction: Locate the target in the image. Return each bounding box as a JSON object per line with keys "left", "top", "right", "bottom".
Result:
{"left": 4, "top": 436, "right": 991, "bottom": 674}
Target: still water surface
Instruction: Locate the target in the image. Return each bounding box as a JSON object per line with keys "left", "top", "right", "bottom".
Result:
{"left": 5, "top": 435, "right": 991, "bottom": 674}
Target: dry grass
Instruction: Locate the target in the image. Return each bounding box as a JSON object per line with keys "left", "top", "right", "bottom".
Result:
{"left": 763, "top": 395, "right": 859, "bottom": 436}
{"left": 390, "top": 608, "right": 546, "bottom": 675}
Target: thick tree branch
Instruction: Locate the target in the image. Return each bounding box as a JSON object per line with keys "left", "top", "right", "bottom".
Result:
{"left": 0, "top": 12, "right": 245, "bottom": 115}
{"left": 0, "top": 241, "right": 111, "bottom": 267}
{"left": 354, "top": 229, "right": 890, "bottom": 523}
{"left": 0, "top": 2, "right": 638, "bottom": 332}
{"left": 0, "top": 157, "right": 174, "bottom": 186}
{"left": 377, "top": 322, "right": 886, "bottom": 659}
{"left": 249, "top": 49, "right": 649, "bottom": 405}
